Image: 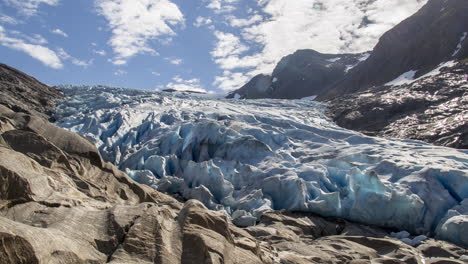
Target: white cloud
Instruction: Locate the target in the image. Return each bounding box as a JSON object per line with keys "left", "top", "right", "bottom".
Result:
{"left": 211, "top": 30, "right": 248, "bottom": 58}
{"left": 213, "top": 70, "right": 250, "bottom": 91}
{"left": 8, "top": 30, "right": 48, "bottom": 44}
{"left": 114, "top": 69, "right": 127, "bottom": 75}
{"left": 0, "top": 25, "right": 62, "bottom": 69}
{"left": 4, "top": 0, "right": 59, "bottom": 16}
{"left": 0, "top": 14, "right": 20, "bottom": 25}
{"left": 206, "top": 0, "right": 238, "bottom": 13}
{"left": 193, "top": 16, "right": 212, "bottom": 27}
{"left": 151, "top": 71, "right": 161, "bottom": 76}
{"left": 166, "top": 75, "right": 207, "bottom": 93}
{"left": 166, "top": 57, "right": 183, "bottom": 65}
{"left": 209, "top": 0, "right": 427, "bottom": 91}
{"left": 57, "top": 48, "right": 93, "bottom": 67}
{"left": 95, "top": 0, "right": 184, "bottom": 65}
{"left": 228, "top": 14, "right": 262, "bottom": 27}
{"left": 50, "top": 28, "right": 68, "bottom": 37}
{"left": 93, "top": 49, "right": 107, "bottom": 56}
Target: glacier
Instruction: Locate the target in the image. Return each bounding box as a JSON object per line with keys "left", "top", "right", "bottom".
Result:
{"left": 54, "top": 85, "right": 468, "bottom": 246}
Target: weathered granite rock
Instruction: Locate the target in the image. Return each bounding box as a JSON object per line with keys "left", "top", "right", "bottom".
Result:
{"left": 0, "top": 64, "right": 63, "bottom": 120}
{"left": 245, "top": 211, "right": 468, "bottom": 264}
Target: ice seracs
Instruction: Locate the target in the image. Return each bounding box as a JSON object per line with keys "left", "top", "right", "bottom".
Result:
{"left": 55, "top": 85, "right": 468, "bottom": 247}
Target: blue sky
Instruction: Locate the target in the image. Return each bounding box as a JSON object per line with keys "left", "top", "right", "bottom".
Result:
{"left": 0, "top": 0, "right": 427, "bottom": 93}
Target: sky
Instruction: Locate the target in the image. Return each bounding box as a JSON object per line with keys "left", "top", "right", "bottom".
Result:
{"left": 0, "top": 0, "right": 427, "bottom": 93}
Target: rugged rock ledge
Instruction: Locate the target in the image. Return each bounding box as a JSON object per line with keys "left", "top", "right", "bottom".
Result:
{"left": 327, "top": 61, "right": 468, "bottom": 149}
{"left": 1, "top": 64, "right": 467, "bottom": 263}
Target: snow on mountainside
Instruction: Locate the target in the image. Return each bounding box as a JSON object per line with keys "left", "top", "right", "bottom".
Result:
{"left": 54, "top": 85, "right": 468, "bottom": 247}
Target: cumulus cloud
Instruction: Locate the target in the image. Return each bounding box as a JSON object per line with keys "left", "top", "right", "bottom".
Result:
{"left": 166, "top": 75, "right": 207, "bottom": 93}
{"left": 50, "top": 28, "right": 68, "bottom": 37}
{"left": 0, "top": 25, "right": 62, "bottom": 69}
{"left": 212, "top": 70, "right": 250, "bottom": 91}
{"left": 193, "top": 16, "right": 213, "bottom": 28}
{"left": 95, "top": 0, "right": 184, "bottom": 65}
{"left": 211, "top": 31, "right": 249, "bottom": 58}
{"left": 209, "top": 0, "right": 427, "bottom": 91}
{"left": 4, "top": 0, "right": 59, "bottom": 16}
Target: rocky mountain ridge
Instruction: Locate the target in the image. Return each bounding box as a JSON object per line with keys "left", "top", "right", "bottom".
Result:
{"left": 328, "top": 60, "right": 468, "bottom": 149}
{"left": 227, "top": 50, "right": 367, "bottom": 100}
{"left": 1, "top": 65, "right": 467, "bottom": 263}
{"left": 320, "top": 0, "right": 468, "bottom": 100}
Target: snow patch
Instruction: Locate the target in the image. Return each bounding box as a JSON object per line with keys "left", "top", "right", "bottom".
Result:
{"left": 416, "top": 60, "right": 458, "bottom": 80}
{"left": 327, "top": 57, "right": 341, "bottom": 63}
{"left": 452, "top": 32, "right": 467, "bottom": 57}
{"left": 301, "top": 95, "right": 317, "bottom": 100}
{"left": 272, "top": 77, "right": 278, "bottom": 83}
{"left": 385, "top": 70, "right": 417, "bottom": 86}
{"left": 345, "top": 52, "right": 371, "bottom": 72}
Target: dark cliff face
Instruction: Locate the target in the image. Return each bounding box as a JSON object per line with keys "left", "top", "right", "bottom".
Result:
{"left": 319, "top": 0, "right": 468, "bottom": 100}
{"left": 227, "top": 50, "right": 367, "bottom": 99}
{"left": 0, "top": 64, "right": 63, "bottom": 120}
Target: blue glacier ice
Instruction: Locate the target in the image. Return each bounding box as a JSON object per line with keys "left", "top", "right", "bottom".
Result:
{"left": 54, "top": 85, "right": 468, "bottom": 247}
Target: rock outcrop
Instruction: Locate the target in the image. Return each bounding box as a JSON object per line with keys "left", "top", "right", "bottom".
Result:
{"left": 327, "top": 60, "right": 468, "bottom": 149}
{"left": 227, "top": 50, "right": 366, "bottom": 100}
{"left": 1, "top": 65, "right": 467, "bottom": 263}
{"left": 0, "top": 64, "right": 63, "bottom": 120}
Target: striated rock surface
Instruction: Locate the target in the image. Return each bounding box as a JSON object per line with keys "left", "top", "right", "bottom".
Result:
{"left": 0, "top": 64, "right": 63, "bottom": 120}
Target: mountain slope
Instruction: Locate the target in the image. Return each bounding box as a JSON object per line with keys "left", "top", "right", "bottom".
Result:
{"left": 319, "top": 0, "right": 468, "bottom": 100}
{"left": 0, "top": 64, "right": 63, "bottom": 120}
{"left": 227, "top": 50, "right": 367, "bottom": 99}
{"left": 328, "top": 60, "right": 468, "bottom": 149}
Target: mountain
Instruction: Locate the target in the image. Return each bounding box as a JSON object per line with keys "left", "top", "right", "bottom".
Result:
{"left": 227, "top": 0, "right": 468, "bottom": 149}
{"left": 323, "top": 0, "right": 468, "bottom": 149}
{"left": 319, "top": 0, "right": 468, "bottom": 100}
{"left": 226, "top": 50, "right": 368, "bottom": 99}
{"left": 328, "top": 60, "right": 468, "bottom": 149}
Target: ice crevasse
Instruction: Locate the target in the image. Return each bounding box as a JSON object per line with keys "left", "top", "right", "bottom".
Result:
{"left": 54, "top": 85, "right": 468, "bottom": 247}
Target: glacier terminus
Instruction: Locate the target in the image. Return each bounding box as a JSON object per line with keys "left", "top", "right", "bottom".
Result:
{"left": 54, "top": 85, "right": 468, "bottom": 247}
